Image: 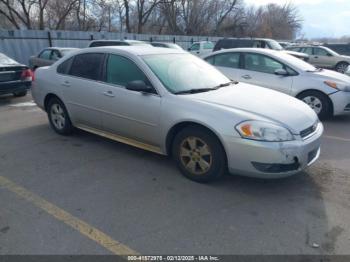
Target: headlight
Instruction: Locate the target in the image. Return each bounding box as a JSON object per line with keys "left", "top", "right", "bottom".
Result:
{"left": 235, "top": 121, "right": 295, "bottom": 142}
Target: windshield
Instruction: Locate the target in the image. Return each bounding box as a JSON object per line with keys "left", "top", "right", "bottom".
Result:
{"left": 323, "top": 46, "right": 339, "bottom": 56}
{"left": 267, "top": 40, "right": 284, "bottom": 51}
{"left": 278, "top": 51, "right": 317, "bottom": 71}
{"left": 143, "top": 54, "right": 230, "bottom": 94}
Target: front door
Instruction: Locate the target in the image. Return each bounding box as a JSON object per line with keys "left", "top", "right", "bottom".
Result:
{"left": 99, "top": 54, "right": 161, "bottom": 147}
{"left": 238, "top": 52, "right": 294, "bottom": 95}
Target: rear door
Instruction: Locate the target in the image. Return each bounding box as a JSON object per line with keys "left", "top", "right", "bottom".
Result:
{"left": 59, "top": 53, "right": 105, "bottom": 129}
{"left": 237, "top": 52, "right": 294, "bottom": 94}
{"left": 189, "top": 43, "right": 200, "bottom": 56}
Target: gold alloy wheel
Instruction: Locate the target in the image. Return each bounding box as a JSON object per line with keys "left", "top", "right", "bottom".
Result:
{"left": 179, "top": 136, "right": 212, "bottom": 175}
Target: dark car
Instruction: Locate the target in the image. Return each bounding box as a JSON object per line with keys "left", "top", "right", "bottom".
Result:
{"left": 213, "top": 38, "right": 309, "bottom": 61}
{"left": 0, "top": 53, "right": 32, "bottom": 97}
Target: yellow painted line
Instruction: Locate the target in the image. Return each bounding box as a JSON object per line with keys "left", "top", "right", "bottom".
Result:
{"left": 0, "top": 175, "right": 139, "bottom": 255}
{"left": 324, "top": 135, "right": 350, "bottom": 143}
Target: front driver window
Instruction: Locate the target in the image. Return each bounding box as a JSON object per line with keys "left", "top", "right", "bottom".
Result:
{"left": 106, "top": 54, "right": 151, "bottom": 88}
{"left": 314, "top": 48, "right": 329, "bottom": 56}
{"left": 244, "top": 53, "right": 284, "bottom": 74}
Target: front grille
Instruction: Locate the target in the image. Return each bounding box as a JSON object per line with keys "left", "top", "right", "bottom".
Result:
{"left": 300, "top": 123, "right": 318, "bottom": 138}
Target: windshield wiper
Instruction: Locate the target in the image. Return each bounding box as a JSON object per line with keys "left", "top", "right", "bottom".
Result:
{"left": 212, "top": 80, "right": 238, "bottom": 89}
{"left": 174, "top": 81, "right": 238, "bottom": 95}
{"left": 174, "top": 88, "right": 218, "bottom": 94}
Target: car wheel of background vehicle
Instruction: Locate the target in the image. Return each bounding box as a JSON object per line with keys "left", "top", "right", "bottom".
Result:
{"left": 47, "top": 97, "right": 73, "bottom": 135}
{"left": 172, "top": 126, "right": 226, "bottom": 183}
{"left": 335, "top": 62, "right": 349, "bottom": 73}
{"left": 297, "top": 91, "right": 331, "bottom": 119}
{"left": 13, "top": 91, "right": 27, "bottom": 97}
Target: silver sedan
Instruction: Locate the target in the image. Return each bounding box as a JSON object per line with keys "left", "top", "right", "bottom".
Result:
{"left": 32, "top": 46, "right": 323, "bottom": 182}
{"left": 203, "top": 48, "right": 350, "bottom": 119}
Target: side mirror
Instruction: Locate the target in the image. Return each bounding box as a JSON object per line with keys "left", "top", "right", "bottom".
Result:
{"left": 126, "top": 80, "right": 153, "bottom": 93}
{"left": 187, "top": 48, "right": 191, "bottom": 51}
{"left": 274, "top": 69, "right": 289, "bottom": 76}
{"left": 327, "top": 53, "right": 332, "bottom": 57}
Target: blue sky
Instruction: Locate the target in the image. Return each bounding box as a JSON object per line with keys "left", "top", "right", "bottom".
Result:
{"left": 244, "top": 0, "right": 350, "bottom": 38}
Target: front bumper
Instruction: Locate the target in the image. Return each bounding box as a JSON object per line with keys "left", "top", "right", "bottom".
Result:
{"left": 329, "top": 91, "right": 350, "bottom": 115}
{"left": 223, "top": 122, "right": 323, "bottom": 178}
{"left": 0, "top": 80, "right": 31, "bottom": 95}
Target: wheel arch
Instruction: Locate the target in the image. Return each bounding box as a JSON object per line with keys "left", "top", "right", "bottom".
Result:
{"left": 165, "top": 121, "right": 228, "bottom": 163}
{"left": 296, "top": 89, "right": 334, "bottom": 115}
{"left": 44, "top": 93, "right": 64, "bottom": 112}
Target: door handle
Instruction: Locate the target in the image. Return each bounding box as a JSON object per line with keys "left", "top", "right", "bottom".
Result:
{"left": 241, "top": 75, "right": 252, "bottom": 80}
{"left": 314, "top": 56, "right": 318, "bottom": 59}
{"left": 61, "top": 81, "right": 70, "bottom": 87}
{"left": 103, "top": 90, "right": 115, "bottom": 97}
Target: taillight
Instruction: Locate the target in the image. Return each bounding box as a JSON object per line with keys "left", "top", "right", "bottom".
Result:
{"left": 21, "top": 69, "right": 34, "bottom": 81}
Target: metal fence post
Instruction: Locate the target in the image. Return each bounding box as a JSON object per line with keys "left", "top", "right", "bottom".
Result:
{"left": 47, "top": 31, "right": 52, "bottom": 47}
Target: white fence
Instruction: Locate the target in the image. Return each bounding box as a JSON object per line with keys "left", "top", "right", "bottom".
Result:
{"left": 0, "top": 29, "right": 222, "bottom": 65}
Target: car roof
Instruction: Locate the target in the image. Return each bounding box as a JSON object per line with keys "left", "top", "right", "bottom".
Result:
{"left": 218, "top": 37, "right": 274, "bottom": 41}
{"left": 44, "top": 47, "right": 79, "bottom": 51}
{"left": 77, "top": 46, "right": 187, "bottom": 56}
{"left": 204, "top": 48, "right": 280, "bottom": 56}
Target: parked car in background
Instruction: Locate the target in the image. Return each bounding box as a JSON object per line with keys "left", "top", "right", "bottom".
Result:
{"left": 150, "top": 42, "right": 183, "bottom": 50}
{"left": 29, "top": 47, "right": 78, "bottom": 70}
{"left": 88, "top": 39, "right": 150, "bottom": 47}
{"left": 286, "top": 45, "right": 350, "bottom": 73}
{"left": 188, "top": 41, "right": 214, "bottom": 56}
{"left": 213, "top": 38, "right": 309, "bottom": 61}
{"left": 203, "top": 48, "right": 350, "bottom": 119}
{"left": 0, "top": 53, "right": 33, "bottom": 97}
{"left": 32, "top": 46, "right": 322, "bottom": 182}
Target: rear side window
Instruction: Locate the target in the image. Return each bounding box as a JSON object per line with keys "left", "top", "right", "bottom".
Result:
{"left": 301, "top": 47, "right": 313, "bottom": 55}
{"left": 57, "top": 57, "right": 73, "bottom": 74}
{"left": 106, "top": 54, "right": 149, "bottom": 87}
{"left": 190, "top": 44, "right": 200, "bottom": 51}
{"left": 211, "top": 53, "right": 240, "bottom": 68}
{"left": 313, "top": 48, "right": 329, "bottom": 56}
{"left": 69, "top": 53, "right": 104, "bottom": 81}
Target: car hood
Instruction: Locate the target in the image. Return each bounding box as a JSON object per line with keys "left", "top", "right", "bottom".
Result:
{"left": 340, "top": 55, "right": 350, "bottom": 61}
{"left": 283, "top": 50, "right": 309, "bottom": 58}
{"left": 310, "top": 68, "right": 350, "bottom": 84}
{"left": 187, "top": 83, "right": 318, "bottom": 134}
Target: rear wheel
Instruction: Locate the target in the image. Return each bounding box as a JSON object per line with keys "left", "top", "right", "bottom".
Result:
{"left": 47, "top": 97, "right": 73, "bottom": 135}
{"left": 335, "top": 62, "right": 349, "bottom": 73}
{"left": 13, "top": 90, "right": 27, "bottom": 97}
{"left": 297, "top": 91, "right": 332, "bottom": 119}
{"left": 172, "top": 126, "right": 226, "bottom": 183}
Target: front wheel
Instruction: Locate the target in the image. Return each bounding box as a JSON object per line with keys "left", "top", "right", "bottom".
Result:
{"left": 172, "top": 126, "right": 226, "bottom": 183}
{"left": 297, "top": 91, "right": 332, "bottom": 119}
{"left": 47, "top": 97, "right": 73, "bottom": 135}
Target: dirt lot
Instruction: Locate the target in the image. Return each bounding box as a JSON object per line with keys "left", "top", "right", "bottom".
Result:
{"left": 0, "top": 93, "right": 349, "bottom": 255}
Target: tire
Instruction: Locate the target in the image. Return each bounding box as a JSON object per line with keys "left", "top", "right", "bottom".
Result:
{"left": 297, "top": 91, "right": 332, "bottom": 119}
{"left": 335, "top": 62, "right": 349, "bottom": 73}
{"left": 172, "top": 126, "right": 226, "bottom": 183}
{"left": 47, "top": 97, "right": 73, "bottom": 135}
{"left": 13, "top": 90, "right": 27, "bottom": 97}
